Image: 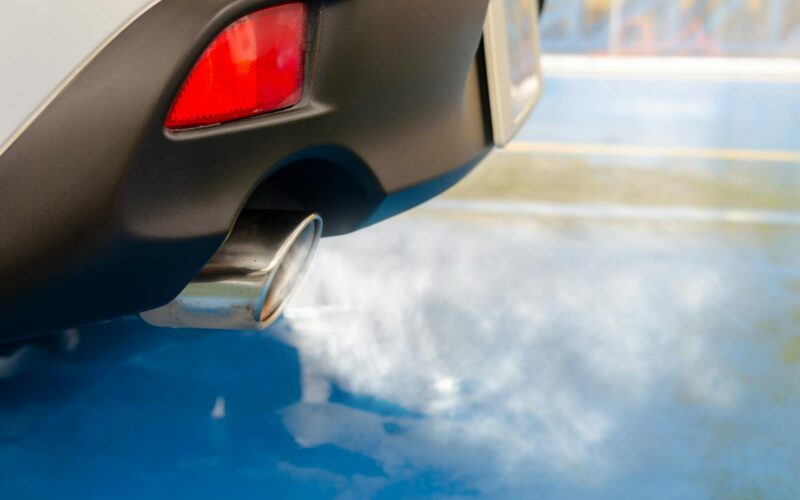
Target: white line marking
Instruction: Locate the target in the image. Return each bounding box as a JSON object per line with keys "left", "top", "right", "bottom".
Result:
{"left": 504, "top": 141, "right": 800, "bottom": 164}
{"left": 426, "top": 199, "right": 800, "bottom": 226}
{"left": 541, "top": 55, "right": 800, "bottom": 82}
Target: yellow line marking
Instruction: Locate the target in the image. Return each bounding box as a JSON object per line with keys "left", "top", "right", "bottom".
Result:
{"left": 505, "top": 141, "right": 800, "bottom": 164}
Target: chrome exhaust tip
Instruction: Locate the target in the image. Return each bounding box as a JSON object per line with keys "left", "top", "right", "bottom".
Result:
{"left": 140, "top": 211, "right": 322, "bottom": 331}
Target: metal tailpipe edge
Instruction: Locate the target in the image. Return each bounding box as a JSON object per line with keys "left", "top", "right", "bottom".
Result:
{"left": 140, "top": 211, "right": 323, "bottom": 330}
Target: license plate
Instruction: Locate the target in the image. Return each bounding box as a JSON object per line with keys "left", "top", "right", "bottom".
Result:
{"left": 483, "top": 0, "right": 543, "bottom": 146}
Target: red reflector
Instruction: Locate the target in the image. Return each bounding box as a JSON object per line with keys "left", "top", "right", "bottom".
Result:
{"left": 165, "top": 3, "right": 307, "bottom": 129}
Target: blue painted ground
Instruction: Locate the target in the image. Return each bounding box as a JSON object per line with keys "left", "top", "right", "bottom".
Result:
{"left": 2, "top": 72, "right": 800, "bottom": 499}
{"left": 523, "top": 76, "right": 800, "bottom": 151}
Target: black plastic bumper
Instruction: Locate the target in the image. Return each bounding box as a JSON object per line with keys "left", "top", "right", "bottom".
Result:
{"left": 0, "top": 0, "right": 492, "bottom": 340}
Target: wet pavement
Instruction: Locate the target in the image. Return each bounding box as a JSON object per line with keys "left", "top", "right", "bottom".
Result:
{"left": 2, "top": 70, "right": 800, "bottom": 498}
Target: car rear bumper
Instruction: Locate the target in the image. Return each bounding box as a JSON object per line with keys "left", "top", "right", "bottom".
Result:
{"left": 0, "top": 0, "right": 493, "bottom": 340}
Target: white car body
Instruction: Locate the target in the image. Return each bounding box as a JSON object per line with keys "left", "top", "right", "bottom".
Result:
{"left": 0, "top": 0, "right": 158, "bottom": 151}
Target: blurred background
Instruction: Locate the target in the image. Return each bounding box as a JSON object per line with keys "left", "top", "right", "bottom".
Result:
{"left": 2, "top": 1, "right": 800, "bottom": 498}
{"left": 541, "top": 0, "right": 800, "bottom": 56}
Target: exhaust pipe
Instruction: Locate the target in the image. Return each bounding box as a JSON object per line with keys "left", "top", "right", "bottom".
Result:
{"left": 141, "top": 211, "right": 322, "bottom": 330}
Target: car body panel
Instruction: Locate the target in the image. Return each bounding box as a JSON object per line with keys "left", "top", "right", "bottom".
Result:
{"left": 0, "top": 0, "right": 160, "bottom": 151}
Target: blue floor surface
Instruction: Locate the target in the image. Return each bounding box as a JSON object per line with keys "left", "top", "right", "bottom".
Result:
{"left": 2, "top": 72, "right": 800, "bottom": 498}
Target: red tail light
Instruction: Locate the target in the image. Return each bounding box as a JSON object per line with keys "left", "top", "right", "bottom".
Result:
{"left": 165, "top": 3, "right": 307, "bottom": 130}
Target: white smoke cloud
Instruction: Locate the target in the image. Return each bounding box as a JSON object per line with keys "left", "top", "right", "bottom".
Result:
{"left": 273, "top": 210, "right": 792, "bottom": 496}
